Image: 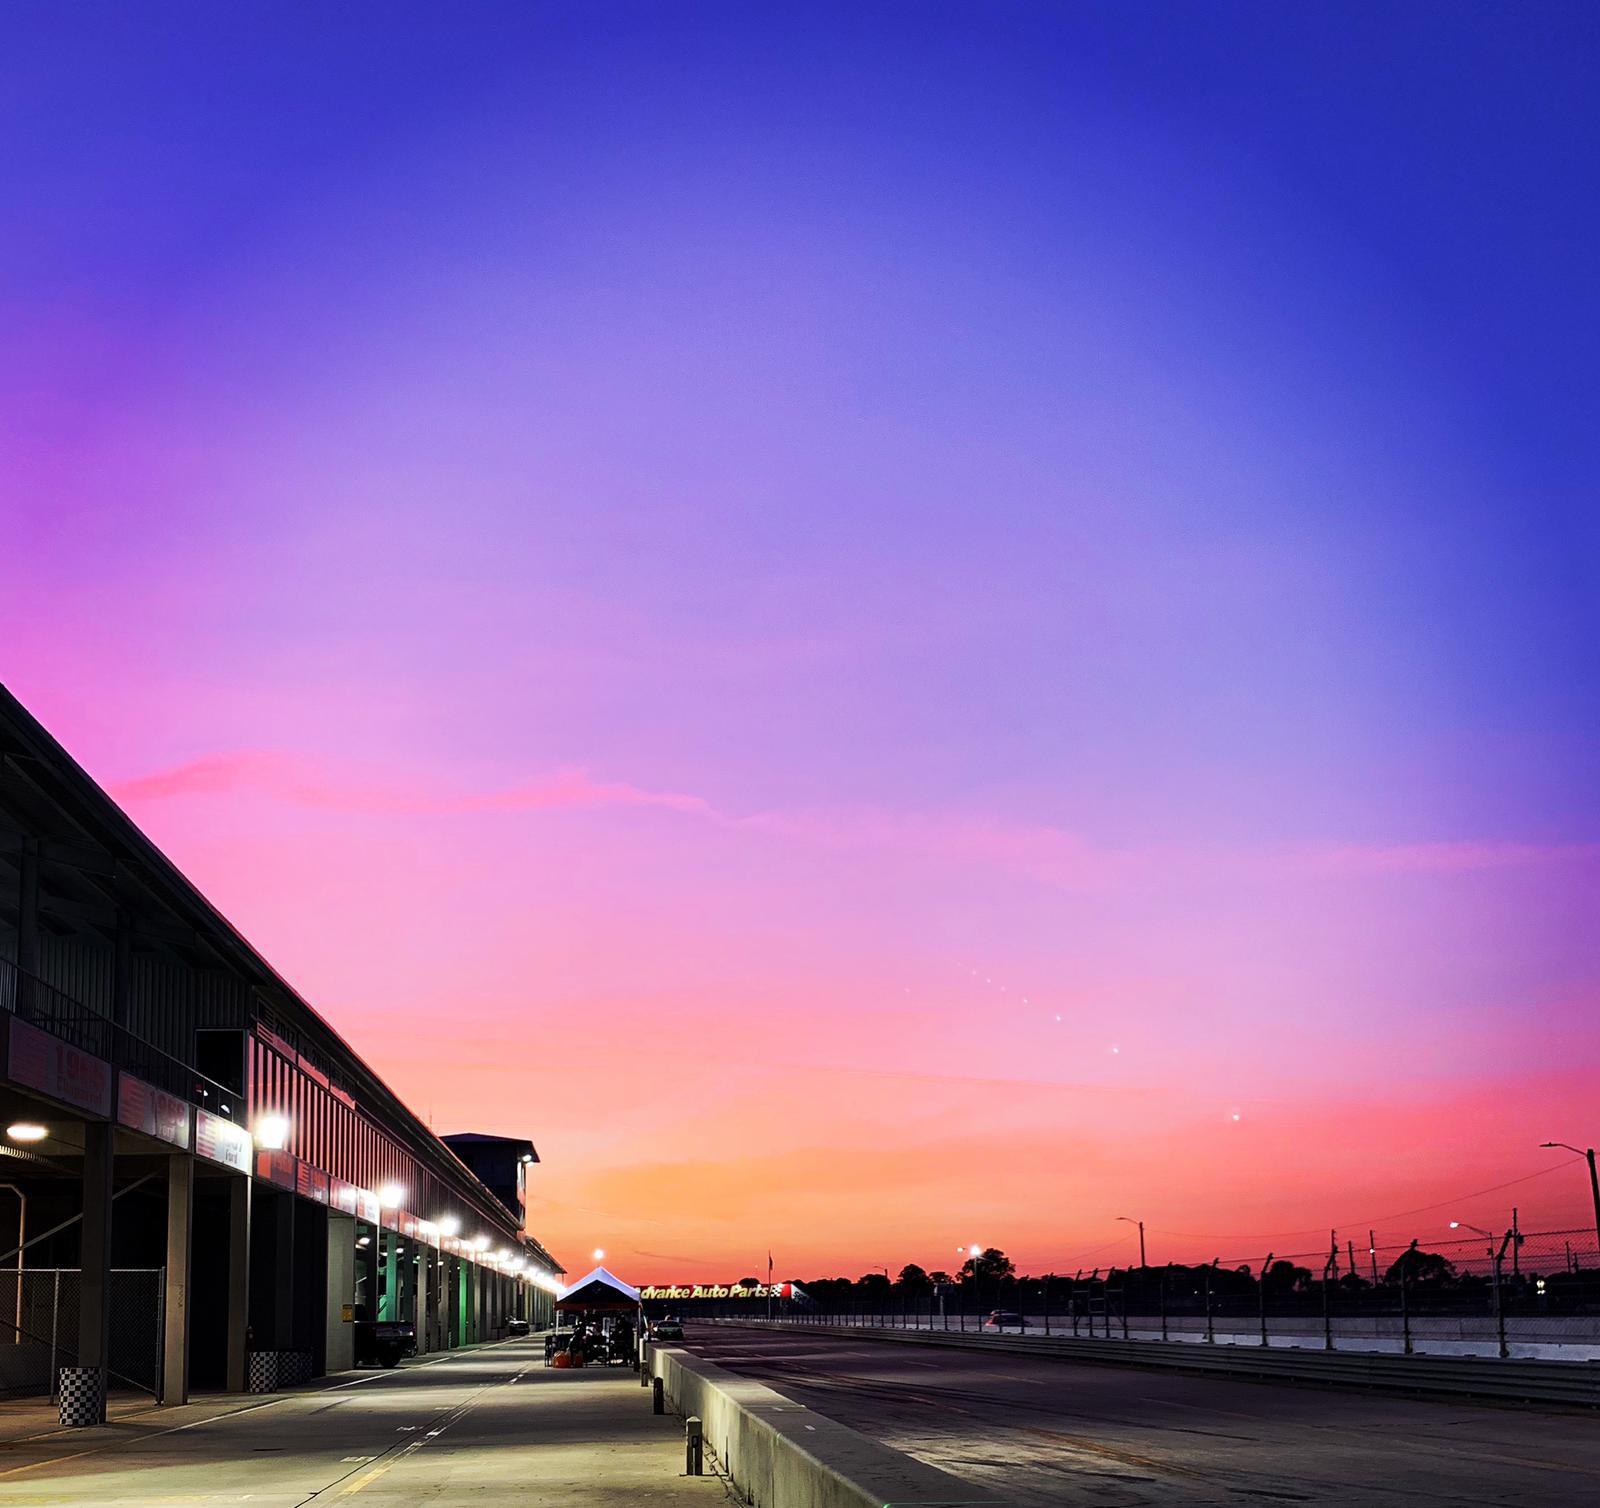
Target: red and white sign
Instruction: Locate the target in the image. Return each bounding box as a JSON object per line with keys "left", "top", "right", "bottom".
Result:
{"left": 6, "top": 1017, "right": 112, "bottom": 1117}
{"left": 256, "top": 1147, "right": 298, "bottom": 1189}
{"left": 296, "top": 1162, "right": 331, "bottom": 1204}
{"left": 116, "top": 1072, "right": 191, "bottom": 1149}
{"left": 195, "top": 1109, "right": 252, "bottom": 1174}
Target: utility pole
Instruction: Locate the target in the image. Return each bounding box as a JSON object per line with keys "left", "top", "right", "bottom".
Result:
{"left": 1539, "top": 1143, "right": 1600, "bottom": 1266}
{"left": 1117, "top": 1216, "right": 1146, "bottom": 1268}
{"left": 1369, "top": 1231, "right": 1379, "bottom": 1285}
{"left": 1511, "top": 1207, "right": 1520, "bottom": 1279}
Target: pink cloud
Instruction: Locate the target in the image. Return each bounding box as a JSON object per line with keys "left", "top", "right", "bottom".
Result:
{"left": 108, "top": 751, "right": 713, "bottom": 820}
{"left": 108, "top": 751, "right": 1597, "bottom": 891}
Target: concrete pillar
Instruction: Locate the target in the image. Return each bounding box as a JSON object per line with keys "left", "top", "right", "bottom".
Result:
{"left": 357, "top": 1224, "right": 378, "bottom": 1318}
{"left": 432, "top": 1255, "right": 441, "bottom": 1349}
{"left": 448, "top": 1255, "right": 461, "bottom": 1347}
{"left": 226, "top": 1176, "right": 250, "bottom": 1392}
{"left": 70, "top": 1121, "right": 114, "bottom": 1425}
{"left": 161, "top": 1153, "right": 193, "bottom": 1404}
{"left": 414, "top": 1244, "right": 429, "bottom": 1355}
{"left": 381, "top": 1230, "right": 398, "bottom": 1321}
{"left": 398, "top": 1236, "right": 416, "bottom": 1328}
{"left": 325, "top": 1214, "right": 356, "bottom": 1373}
{"left": 272, "top": 1191, "right": 295, "bottom": 1349}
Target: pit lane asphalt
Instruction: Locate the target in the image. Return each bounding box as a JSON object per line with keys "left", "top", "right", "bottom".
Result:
{"left": 0, "top": 1338, "right": 726, "bottom": 1506}
{"left": 679, "top": 1325, "right": 1600, "bottom": 1506}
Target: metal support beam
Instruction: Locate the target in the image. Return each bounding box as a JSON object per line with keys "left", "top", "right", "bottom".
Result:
{"left": 113, "top": 910, "right": 132, "bottom": 1030}
{"left": 16, "top": 837, "right": 38, "bottom": 1008}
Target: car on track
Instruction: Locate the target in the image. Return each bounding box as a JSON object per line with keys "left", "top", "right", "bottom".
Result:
{"left": 983, "top": 1310, "right": 1029, "bottom": 1331}
{"left": 507, "top": 1316, "right": 530, "bottom": 1336}
{"left": 651, "top": 1319, "right": 685, "bottom": 1340}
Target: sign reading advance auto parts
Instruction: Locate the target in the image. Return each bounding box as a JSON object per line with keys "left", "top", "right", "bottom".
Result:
{"left": 639, "top": 1283, "right": 794, "bottom": 1301}
{"left": 195, "top": 1108, "right": 252, "bottom": 1173}
{"left": 116, "top": 1071, "right": 191, "bottom": 1150}
{"left": 6, "top": 1016, "right": 112, "bottom": 1117}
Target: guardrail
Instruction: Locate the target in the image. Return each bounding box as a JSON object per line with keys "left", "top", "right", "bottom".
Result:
{"left": 707, "top": 1319, "right": 1600, "bottom": 1408}
{"left": 650, "top": 1342, "right": 1004, "bottom": 1508}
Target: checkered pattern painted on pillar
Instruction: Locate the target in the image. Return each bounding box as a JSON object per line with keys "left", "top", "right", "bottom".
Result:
{"left": 247, "top": 1350, "right": 314, "bottom": 1392}
{"left": 58, "top": 1366, "right": 106, "bottom": 1427}
{"left": 247, "top": 1351, "right": 279, "bottom": 1392}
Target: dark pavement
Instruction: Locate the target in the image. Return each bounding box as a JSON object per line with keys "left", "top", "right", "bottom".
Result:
{"left": 681, "top": 1325, "right": 1600, "bottom": 1506}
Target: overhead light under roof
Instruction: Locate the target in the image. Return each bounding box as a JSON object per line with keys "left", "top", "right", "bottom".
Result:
{"left": 5, "top": 1123, "right": 47, "bottom": 1143}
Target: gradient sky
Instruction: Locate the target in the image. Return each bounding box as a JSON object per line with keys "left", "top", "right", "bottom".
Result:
{"left": 3, "top": 2, "right": 1598, "bottom": 1279}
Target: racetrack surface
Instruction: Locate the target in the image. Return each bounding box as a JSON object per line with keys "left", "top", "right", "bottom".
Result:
{"left": 680, "top": 1325, "right": 1600, "bottom": 1506}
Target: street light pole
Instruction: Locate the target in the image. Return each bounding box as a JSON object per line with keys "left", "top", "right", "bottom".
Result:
{"left": 1117, "top": 1216, "right": 1146, "bottom": 1268}
{"left": 1540, "top": 1142, "right": 1600, "bottom": 1264}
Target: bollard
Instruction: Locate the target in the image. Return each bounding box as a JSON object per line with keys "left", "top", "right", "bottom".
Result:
{"left": 640, "top": 1342, "right": 650, "bottom": 1386}
{"left": 685, "top": 1415, "right": 703, "bottom": 1476}
{"left": 652, "top": 1375, "right": 665, "bottom": 1415}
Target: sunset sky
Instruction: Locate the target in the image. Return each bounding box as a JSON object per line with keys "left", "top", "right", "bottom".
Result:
{"left": 3, "top": 3, "right": 1598, "bottom": 1279}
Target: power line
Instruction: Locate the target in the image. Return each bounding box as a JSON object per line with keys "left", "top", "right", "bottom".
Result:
{"left": 1145, "top": 1158, "right": 1585, "bottom": 1246}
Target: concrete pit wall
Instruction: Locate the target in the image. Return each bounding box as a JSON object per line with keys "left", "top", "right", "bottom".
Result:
{"left": 650, "top": 1344, "right": 1000, "bottom": 1508}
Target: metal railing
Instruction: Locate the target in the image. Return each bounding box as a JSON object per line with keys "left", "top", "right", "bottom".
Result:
{"left": 767, "top": 1229, "right": 1600, "bottom": 1361}
{"left": 0, "top": 956, "right": 239, "bottom": 1121}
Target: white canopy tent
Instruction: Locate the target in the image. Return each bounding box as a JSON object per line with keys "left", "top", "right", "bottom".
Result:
{"left": 554, "top": 1266, "right": 641, "bottom": 1313}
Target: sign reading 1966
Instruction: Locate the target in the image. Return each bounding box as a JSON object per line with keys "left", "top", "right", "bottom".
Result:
{"left": 5, "top": 1016, "right": 112, "bottom": 1117}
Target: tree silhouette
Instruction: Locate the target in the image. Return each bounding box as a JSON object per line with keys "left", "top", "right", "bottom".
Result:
{"left": 896, "top": 1263, "right": 931, "bottom": 1290}
{"left": 1385, "top": 1246, "right": 1457, "bottom": 1287}
{"left": 959, "top": 1247, "right": 1015, "bottom": 1284}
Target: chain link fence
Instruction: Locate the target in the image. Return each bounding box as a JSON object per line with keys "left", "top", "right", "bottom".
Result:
{"left": 0, "top": 1269, "right": 164, "bottom": 1398}
{"left": 774, "top": 1228, "right": 1600, "bottom": 1361}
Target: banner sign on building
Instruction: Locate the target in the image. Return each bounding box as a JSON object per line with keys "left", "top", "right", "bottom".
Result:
{"left": 116, "top": 1072, "right": 191, "bottom": 1150}
{"left": 331, "top": 1178, "right": 359, "bottom": 1215}
{"left": 256, "top": 1147, "right": 297, "bottom": 1189}
{"left": 296, "top": 1162, "right": 331, "bottom": 1203}
{"left": 256, "top": 1023, "right": 296, "bottom": 1062}
{"left": 5, "top": 1017, "right": 113, "bottom": 1117}
{"left": 355, "top": 1188, "right": 381, "bottom": 1224}
{"left": 638, "top": 1282, "right": 793, "bottom": 1301}
{"left": 195, "top": 1109, "right": 252, "bottom": 1173}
